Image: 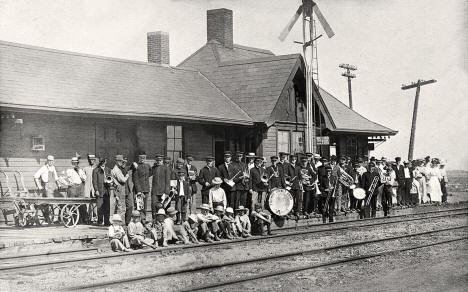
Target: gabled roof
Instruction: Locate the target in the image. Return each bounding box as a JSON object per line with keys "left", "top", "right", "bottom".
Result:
{"left": 318, "top": 88, "right": 397, "bottom": 135}
{"left": 0, "top": 40, "right": 253, "bottom": 125}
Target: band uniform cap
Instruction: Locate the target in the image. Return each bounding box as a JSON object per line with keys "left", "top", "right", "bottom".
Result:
{"left": 87, "top": 154, "right": 96, "bottom": 159}
{"left": 236, "top": 205, "right": 249, "bottom": 212}
{"left": 289, "top": 154, "right": 297, "bottom": 158}
{"left": 71, "top": 157, "right": 79, "bottom": 162}
{"left": 425, "top": 156, "right": 431, "bottom": 159}
{"left": 176, "top": 158, "right": 185, "bottom": 164}
{"left": 47, "top": 155, "right": 55, "bottom": 161}
{"left": 212, "top": 177, "right": 223, "bottom": 185}
{"left": 205, "top": 155, "right": 215, "bottom": 161}
{"left": 214, "top": 205, "right": 225, "bottom": 213}
{"left": 164, "top": 156, "right": 172, "bottom": 160}
{"left": 156, "top": 209, "right": 166, "bottom": 216}
{"left": 339, "top": 155, "right": 346, "bottom": 160}
{"left": 403, "top": 160, "right": 410, "bottom": 164}
{"left": 188, "top": 214, "right": 198, "bottom": 222}
{"left": 314, "top": 153, "right": 321, "bottom": 159}
{"left": 320, "top": 157, "right": 327, "bottom": 162}
{"left": 245, "top": 152, "right": 256, "bottom": 157}
{"left": 395, "top": 157, "right": 402, "bottom": 161}
{"left": 225, "top": 207, "right": 234, "bottom": 214}
{"left": 115, "top": 154, "right": 124, "bottom": 161}
{"left": 370, "top": 156, "right": 376, "bottom": 161}
{"left": 178, "top": 171, "right": 186, "bottom": 176}
{"left": 166, "top": 207, "right": 177, "bottom": 215}
{"left": 381, "top": 157, "right": 387, "bottom": 161}
{"left": 270, "top": 155, "right": 278, "bottom": 160}
{"left": 185, "top": 154, "right": 194, "bottom": 160}
{"left": 235, "top": 151, "right": 244, "bottom": 155}
{"left": 305, "top": 152, "right": 313, "bottom": 157}
{"left": 300, "top": 156, "right": 308, "bottom": 161}
{"left": 199, "top": 203, "right": 211, "bottom": 211}
{"left": 154, "top": 154, "right": 164, "bottom": 159}
{"left": 224, "top": 151, "right": 232, "bottom": 156}
{"left": 131, "top": 210, "right": 141, "bottom": 217}
{"left": 325, "top": 165, "right": 333, "bottom": 171}
{"left": 357, "top": 158, "right": 364, "bottom": 163}
{"left": 278, "top": 152, "right": 289, "bottom": 156}
{"left": 254, "top": 156, "right": 263, "bottom": 161}
{"left": 353, "top": 162, "right": 360, "bottom": 167}
{"left": 368, "top": 162, "right": 376, "bottom": 167}
{"left": 111, "top": 214, "right": 123, "bottom": 223}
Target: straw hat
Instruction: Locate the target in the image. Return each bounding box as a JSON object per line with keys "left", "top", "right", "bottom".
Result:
{"left": 214, "top": 205, "right": 225, "bottom": 213}
{"left": 156, "top": 209, "right": 166, "bottom": 216}
{"left": 131, "top": 210, "right": 140, "bottom": 218}
{"left": 211, "top": 177, "right": 222, "bottom": 185}
{"left": 199, "top": 203, "right": 211, "bottom": 211}
{"left": 236, "top": 206, "right": 249, "bottom": 213}
{"left": 111, "top": 214, "right": 123, "bottom": 223}
{"left": 166, "top": 207, "right": 177, "bottom": 216}
{"left": 225, "top": 207, "right": 234, "bottom": 214}
{"left": 47, "top": 155, "right": 54, "bottom": 161}
{"left": 188, "top": 214, "right": 198, "bottom": 223}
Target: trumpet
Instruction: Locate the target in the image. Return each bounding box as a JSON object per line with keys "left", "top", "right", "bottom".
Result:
{"left": 285, "top": 176, "right": 297, "bottom": 186}
{"left": 261, "top": 173, "right": 274, "bottom": 184}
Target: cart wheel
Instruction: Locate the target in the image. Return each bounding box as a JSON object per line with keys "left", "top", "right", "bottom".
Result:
{"left": 60, "top": 204, "right": 80, "bottom": 228}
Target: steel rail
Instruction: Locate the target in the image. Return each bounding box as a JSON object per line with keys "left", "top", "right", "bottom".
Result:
{"left": 185, "top": 236, "right": 468, "bottom": 292}
{"left": 69, "top": 226, "right": 468, "bottom": 290}
{"left": 1, "top": 209, "right": 466, "bottom": 272}
{"left": 0, "top": 247, "right": 99, "bottom": 261}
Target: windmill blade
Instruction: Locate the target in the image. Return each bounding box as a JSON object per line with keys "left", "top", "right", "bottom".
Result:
{"left": 312, "top": 4, "right": 335, "bottom": 38}
{"left": 278, "top": 5, "right": 303, "bottom": 41}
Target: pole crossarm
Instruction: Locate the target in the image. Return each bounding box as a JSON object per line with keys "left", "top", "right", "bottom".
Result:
{"left": 401, "top": 79, "right": 436, "bottom": 90}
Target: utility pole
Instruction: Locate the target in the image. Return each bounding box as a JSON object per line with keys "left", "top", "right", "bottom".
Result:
{"left": 401, "top": 79, "right": 437, "bottom": 161}
{"left": 339, "top": 63, "right": 357, "bottom": 109}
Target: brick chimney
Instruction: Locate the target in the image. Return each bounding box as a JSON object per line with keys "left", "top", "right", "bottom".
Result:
{"left": 147, "top": 31, "right": 170, "bottom": 65}
{"left": 207, "top": 8, "right": 233, "bottom": 48}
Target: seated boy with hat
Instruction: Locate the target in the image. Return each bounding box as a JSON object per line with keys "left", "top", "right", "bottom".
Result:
{"left": 250, "top": 203, "right": 272, "bottom": 236}
{"left": 213, "top": 205, "right": 234, "bottom": 240}
{"left": 234, "top": 206, "right": 251, "bottom": 237}
{"left": 164, "top": 207, "right": 189, "bottom": 244}
{"left": 127, "top": 210, "right": 156, "bottom": 249}
{"left": 196, "top": 203, "right": 220, "bottom": 242}
{"left": 224, "top": 207, "right": 239, "bottom": 239}
{"left": 181, "top": 214, "right": 200, "bottom": 244}
{"left": 153, "top": 209, "right": 168, "bottom": 247}
{"left": 108, "top": 214, "right": 131, "bottom": 252}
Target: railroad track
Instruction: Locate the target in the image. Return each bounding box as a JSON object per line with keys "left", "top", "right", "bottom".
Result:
{"left": 69, "top": 226, "right": 468, "bottom": 291}
{"left": 0, "top": 207, "right": 466, "bottom": 272}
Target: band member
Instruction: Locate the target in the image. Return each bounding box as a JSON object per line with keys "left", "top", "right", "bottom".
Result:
{"left": 66, "top": 157, "right": 87, "bottom": 197}
{"left": 132, "top": 152, "right": 151, "bottom": 218}
{"left": 163, "top": 156, "right": 172, "bottom": 169}
{"left": 198, "top": 155, "right": 220, "bottom": 204}
{"left": 233, "top": 151, "right": 249, "bottom": 209}
{"left": 277, "top": 152, "right": 290, "bottom": 183}
{"left": 347, "top": 162, "right": 362, "bottom": 211}
{"left": 246, "top": 153, "right": 256, "bottom": 170}
{"left": 92, "top": 158, "right": 111, "bottom": 226}
{"left": 332, "top": 156, "right": 348, "bottom": 212}
{"left": 34, "top": 155, "right": 59, "bottom": 198}
{"left": 305, "top": 152, "right": 314, "bottom": 167}
{"left": 249, "top": 156, "right": 268, "bottom": 211}
{"left": 319, "top": 165, "right": 336, "bottom": 223}
{"left": 172, "top": 158, "right": 187, "bottom": 179}
{"left": 150, "top": 154, "right": 171, "bottom": 219}
{"left": 218, "top": 151, "right": 238, "bottom": 208}
{"left": 299, "top": 155, "right": 317, "bottom": 215}
{"left": 316, "top": 157, "right": 327, "bottom": 180}
{"left": 266, "top": 156, "right": 283, "bottom": 189}
{"left": 285, "top": 154, "right": 302, "bottom": 215}
{"left": 185, "top": 154, "right": 198, "bottom": 213}
{"left": 381, "top": 162, "right": 396, "bottom": 216}
{"left": 245, "top": 152, "right": 256, "bottom": 211}
{"left": 361, "top": 162, "right": 381, "bottom": 218}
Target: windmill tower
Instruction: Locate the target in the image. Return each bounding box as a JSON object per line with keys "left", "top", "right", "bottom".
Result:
{"left": 279, "top": 0, "right": 334, "bottom": 153}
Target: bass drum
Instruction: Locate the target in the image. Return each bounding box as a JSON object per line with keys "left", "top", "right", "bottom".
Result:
{"left": 353, "top": 187, "right": 366, "bottom": 200}
{"left": 266, "top": 188, "right": 294, "bottom": 218}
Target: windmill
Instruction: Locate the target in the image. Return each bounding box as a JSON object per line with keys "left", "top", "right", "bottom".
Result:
{"left": 279, "top": 0, "right": 334, "bottom": 153}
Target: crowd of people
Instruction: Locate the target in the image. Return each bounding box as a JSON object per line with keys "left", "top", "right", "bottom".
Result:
{"left": 33, "top": 151, "right": 449, "bottom": 251}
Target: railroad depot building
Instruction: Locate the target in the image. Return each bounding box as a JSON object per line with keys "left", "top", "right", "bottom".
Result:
{"left": 0, "top": 8, "right": 396, "bottom": 190}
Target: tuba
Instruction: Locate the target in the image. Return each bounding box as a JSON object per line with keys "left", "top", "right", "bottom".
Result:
{"left": 338, "top": 169, "right": 356, "bottom": 190}
{"left": 365, "top": 175, "right": 380, "bottom": 206}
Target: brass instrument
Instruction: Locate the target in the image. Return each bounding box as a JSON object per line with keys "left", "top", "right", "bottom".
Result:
{"left": 284, "top": 176, "right": 297, "bottom": 191}
{"left": 300, "top": 168, "right": 316, "bottom": 189}
{"left": 365, "top": 175, "right": 380, "bottom": 206}
{"left": 261, "top": 172, "right": 275, "bottom": 184}
{"left": 162, "top": 180, "right": 178, "bottom": 208}
{"left": 337, "top": 166, "right": 356, "bottom": 189}
{"left": 226, "top": 170, "right": 242, "bottom": 187}
{"left": 323, "top": 175, "right": 337, "bottom": 214}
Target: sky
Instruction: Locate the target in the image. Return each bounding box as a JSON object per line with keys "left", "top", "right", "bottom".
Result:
{"left": 0, "top": 0, "right": 467, "bottom": 169}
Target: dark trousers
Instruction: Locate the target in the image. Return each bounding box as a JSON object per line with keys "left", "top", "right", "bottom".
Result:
{"left": 357, "top": 199, "right": 365, "bottom": 219}
{"left": 246, "top": 192, "right": 252, "bottom": 214}
{"left": 228, "top": 191, "right": 238, "bottom": 208}
{"left": 441, "top": 182, "right": 447, "bottom": 202}
{"left": 125, "top": 192, "right": 134, "bottom": 225}
{"left": 382, "top": 185, "right": 392, "bottom": 216}
{"left": 364, "top": 193, "right": 377, "bottom": 218}
{"left": 151, "top": 194, "right": 162, "bottom": 219}
{"left": 290, "top": 189, "right": 302, "bottom": 214}
{"left": 397, "top": 181, "right": 405, "bottom": 205}
{"left": 252, "top": 219, "right": 271, "bottom": 235}
{"left": 321, "top": 195, "right": 335, "bottom": 223}
{"left": 349, "top": 189, "right": 357, "bottom": 209}
{"left": 237, "top": 190, "right": 248, "bottom": 209}
{"left": 404, "top": 178, "right": 412, "bottom": 205}
{"left": 175, "top": 195, "right": 188, "bottom": 222}
{"left": 302, "top": 190, "right": 312, "bottom": 213}
{"left": 201, "top": 190, "right": 210, "bottom": 204}
{"left": 96, "top": 194, "right": 110, "bottom": 225}
{"left": 139, "top": 191, "right": 149, "bottom": 218}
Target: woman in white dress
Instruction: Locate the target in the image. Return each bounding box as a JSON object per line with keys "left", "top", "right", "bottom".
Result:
{"left": 426, "top": 159, "right": 443, "bottom": 203}
{"left": 414, "top": 160, "right": 429, "bottom": 203}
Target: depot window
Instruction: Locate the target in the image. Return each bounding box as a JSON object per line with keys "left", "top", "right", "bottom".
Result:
{"left": 277, "top": 130, "right": 290, "bottom": 154}
{"left": 167, "top": 125, "right": 183, "bottom": 161}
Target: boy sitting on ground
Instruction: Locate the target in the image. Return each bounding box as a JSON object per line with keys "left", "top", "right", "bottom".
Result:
{"left": 181, "top": 214, "right": 200, "bottom": 244}
{"left": 235, "top": 206, "right": 252, "bottom": 237}
{"left": 196, "top": 203, "right": 220, "bottom": 242}
{"left": 127, "top": 210, "right": 156, "bottom": 249}
{"left": 108, "top": 214, "right": 131, "bottom": 252}
{"left": 153, "top": 209, "right": 168, "bottom": 247}
{"left": 213, "top": 205, "right": 234, "bottom": 239}
{"left": 224, "top": 207, "right": 239, "bottom": 239}
{"left": 251, "top": 203, "right": 272, "bottom": 236}
{"left": 164, "top": 207, "right": 189, "bottom": 244}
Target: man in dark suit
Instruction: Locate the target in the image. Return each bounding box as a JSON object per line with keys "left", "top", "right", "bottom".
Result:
{"left": 319, "top": 165, "right": 336, "bottom": 223}
{"left": 393, "top": 157, "right": 405, "bottom": 206}
{"left": 249, "top": 156, "right": 269, "bottom": 211}
{"left": 285, "top": 154, "right": 302, "bottom": 215}
{"left": 347, "top": 162, "right": 362, "bottom": 211}
{"left": 277, "top": 152, "right": 290, "bottom": 186}
{"left": 132, "top": 152, "right": 151, "bottom": 218}
{"left": 218, "top": 151, "right": 239, "bottom": 208}
{"left": 233, "top": 151, "right": 249, "bottom": 209}
{"left": 361, "top": 162, "right": 381, "bottom": 218}
{"left": 92, "top": 158, "right": 111, "bottom": 226}
{"left": 198, "top": 156, "right": 220, "bottom": 204}
{"left": 150, "top": 154, "right": 171, "bottom": 219}
{"left": 403, "top": 161, "right": 414, "bottom": 206}
{"left": 266, "top": 155, "right": 284, "bottom": 190}
{"left": 299, "top": 155, "right": 317, "bottom": 215}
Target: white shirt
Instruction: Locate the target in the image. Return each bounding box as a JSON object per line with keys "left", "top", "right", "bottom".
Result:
{"left": 179, "top": 180, "right": 185, "bottom": 196}
{"left": 111, "top": 165, "right": 128, "bottom": 184}
{"left": 66, "top": 167, "right": 86, "bottom": 185}
{"left": 404, "top": 167, "right": 411, "bottom": 178}
{"left": 208, "top": 187, "right": 227, "bottom": 210}
{"left": 34, "top": 164, "right": 58, "bottom": 183}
